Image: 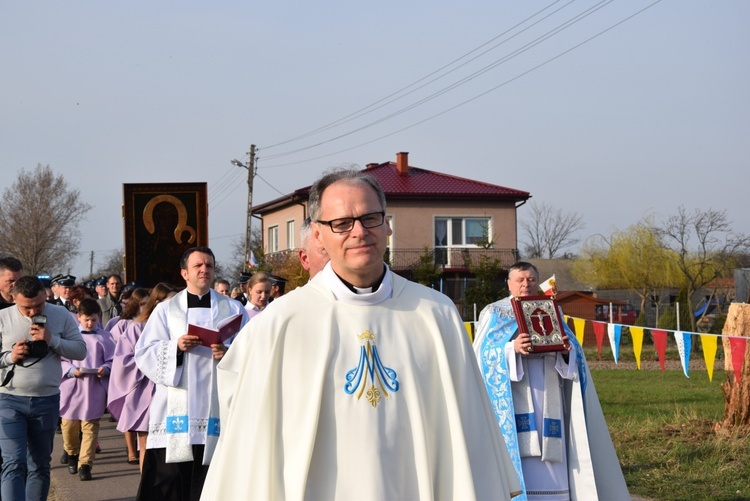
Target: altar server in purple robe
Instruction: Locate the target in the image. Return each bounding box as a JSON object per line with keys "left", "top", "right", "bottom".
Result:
{"left": 108, "top": 287, "right": 150, "bottom": 341}
{"left": 60, "top": 297, "right": 116, "bottom": 481}
{"left": 108, "top": 282, "right": 176, "bottom": 471}
{"left": 106, "top": 286, "right": 151, "bottom": 463}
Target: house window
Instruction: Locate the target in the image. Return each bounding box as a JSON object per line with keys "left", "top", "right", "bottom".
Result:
{"left": 286, "top": 220, "right": 295, "bottom": 249}
{"left": 434, "top": 217, "right": 491, "bottom": 266}
{"left": 268, "top": 225, "right": 279, "bottom": 253}
{"left": 434, "top": 217, "right": 491, "bottom": 247}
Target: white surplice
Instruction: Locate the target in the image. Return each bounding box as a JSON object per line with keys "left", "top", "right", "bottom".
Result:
{"left": 134, "top": 289, "right": 249, "bottom": 464}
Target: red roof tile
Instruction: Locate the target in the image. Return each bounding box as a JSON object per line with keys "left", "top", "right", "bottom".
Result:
{"left": 253, "top": 159, "right": 530, "bottom": 213}
{"left": 365, "top": 162, "right": 530, "bottom": 199}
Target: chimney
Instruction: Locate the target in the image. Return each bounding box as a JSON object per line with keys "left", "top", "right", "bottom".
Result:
{"left": 396, "top": 151, "right": 409, "bottom": 176}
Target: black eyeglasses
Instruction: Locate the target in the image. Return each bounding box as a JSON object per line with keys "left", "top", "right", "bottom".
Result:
{"left": 316, "top": 211, "right": 385, "bottom": 233}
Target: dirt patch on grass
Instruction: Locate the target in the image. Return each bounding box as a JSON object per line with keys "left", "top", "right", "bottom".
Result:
{"left": 587, "top": 358, "right": 707, "bottom": 371}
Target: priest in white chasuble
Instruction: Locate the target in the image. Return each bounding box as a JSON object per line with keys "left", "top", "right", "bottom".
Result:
{"left": 202, "top": 169, "right": 521, "bottom": 501}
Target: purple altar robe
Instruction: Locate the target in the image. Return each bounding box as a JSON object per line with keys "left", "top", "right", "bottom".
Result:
{"left": 60, "top": 327, "right": 116, "bottom": 421}
{"left": 108, "top": 317, "right": 131, "bottom": 341}
{"left": 107, "top": 321, "right": 155, "bottom": 432}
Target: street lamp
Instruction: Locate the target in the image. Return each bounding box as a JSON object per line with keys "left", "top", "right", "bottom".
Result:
{"left": 231, "top": 144, "right": 256, "bottom": 272}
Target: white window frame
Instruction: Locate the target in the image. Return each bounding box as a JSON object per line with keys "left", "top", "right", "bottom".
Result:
{"left": 434, "top": 216, "right": 492, "bottom": 266}
{"left": 286, "top": 220, "right": 295, "bottom": 250}
{"left": 268, "top": 225, "right": 279, "bottom": 253}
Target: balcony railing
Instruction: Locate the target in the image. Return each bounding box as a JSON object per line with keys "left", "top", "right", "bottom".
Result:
{"left": 386, "top": 247, "right": 519, "bottom": 271}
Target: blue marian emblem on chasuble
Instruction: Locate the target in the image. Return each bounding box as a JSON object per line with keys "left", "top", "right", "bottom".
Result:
{"left": 344, "top": 330, "right": 399, "bottom": 408}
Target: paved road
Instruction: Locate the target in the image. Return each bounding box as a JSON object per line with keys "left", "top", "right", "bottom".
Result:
{"left": 47, "top": 416, "right": 652, "bottom": 501}
{"left": 49, "top": 416, "right": 140, "bottom": 501}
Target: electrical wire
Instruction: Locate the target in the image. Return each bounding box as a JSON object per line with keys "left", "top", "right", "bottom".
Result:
{"left": 260, "top": 0, "right": 615, "bottom": 162}
{"left": 261, "top": 0, "right": 663, "bottom": 170}
{"left": 261, "top": 0, "right": 566, "bottom": 151}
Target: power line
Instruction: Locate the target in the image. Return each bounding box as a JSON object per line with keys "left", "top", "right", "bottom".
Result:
{"left": 208, "top": 168, "right": 246, "bottom": 206}
{"left": 261, "top": 0, "right": 663, "bottom": 170}
{"left": 261, "top": 0, "right": 567, "bottom": 151}
{"left": 259, "top": 0, "right": 615, "bottom": 162}
{"left": 255, "top": 171, "right": 290, "bottom": 198}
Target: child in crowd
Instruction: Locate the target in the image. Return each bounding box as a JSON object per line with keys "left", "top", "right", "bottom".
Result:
{"left": 105, "top": 287, "right": 149, "bottom": 463}
{"left": 108, "top": 282, "right": 176, "bottom": 471}
{"left": 244, "top": 271, "right": 272, "bottom": 320}
{"left": 59, "top": 298, "right": 116, "bottom": 481}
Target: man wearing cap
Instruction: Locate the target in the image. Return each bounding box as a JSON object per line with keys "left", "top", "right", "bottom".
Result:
{"left": 135, "top": 247, "right": 249, "bottom": 500}
{"left": 97, "top": 274, "right": 123, "bottom": 327}
{"left": 0, "top": 257, "right": 24, "bottom": 311}
{"left": 235, "top": 273, "right": 251, "bottom": 306}
{"left": 52, "top": 275, "right": 77, "bottom": 313}
{"left": 267, "top": 275, "right": 286, "bottom": 302}
{"left": 94, "top": 277, "right": 108, "bottom": 300}
{"left": 202, "top": 169, "right": 521, "bottom": 500}
{"left": 48, "top": 275, "right": 62, "bottom": 304}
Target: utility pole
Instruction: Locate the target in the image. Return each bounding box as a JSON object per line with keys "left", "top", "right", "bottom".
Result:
{"left": 232, "top": 144, "right": 256, "bottom": 273}
{"left": 89, "top": 251, "right": 94, "bottom": 278}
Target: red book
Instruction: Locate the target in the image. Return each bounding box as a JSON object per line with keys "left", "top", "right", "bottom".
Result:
{"left": 188, "top": 313, "right": 243, "bottom": 347}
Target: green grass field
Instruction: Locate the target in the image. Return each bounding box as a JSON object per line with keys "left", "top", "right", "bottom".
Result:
{"left": 592, "top": 368, "right": 750, "bottom": 501}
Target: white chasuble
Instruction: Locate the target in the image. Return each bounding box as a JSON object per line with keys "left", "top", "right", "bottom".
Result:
{"left": 202, "top": 264, "right": 521, "bottom": 500}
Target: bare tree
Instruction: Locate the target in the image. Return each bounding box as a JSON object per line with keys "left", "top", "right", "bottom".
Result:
{"left": 0, "top": 164, "right": 92, "bottom": 275}
{"left": 658, "top": 206, "right": 750, "bottom": 331}
{"left": 520, "top": 202, "right": 585, "bottom": 259}
{"left": 225, "top": 229, "right": 264, "bottom": 282}
{"left": 93, "top": 248, "right": 125, "bottom": 279}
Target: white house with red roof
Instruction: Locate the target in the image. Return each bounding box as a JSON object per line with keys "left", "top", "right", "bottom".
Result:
{"left": 253, "top": 152, "right": 530, "bottom": 302}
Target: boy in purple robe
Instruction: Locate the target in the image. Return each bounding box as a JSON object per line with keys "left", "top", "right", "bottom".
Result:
{"left": 60, "top": 298, "right": 116, "bottom": 481}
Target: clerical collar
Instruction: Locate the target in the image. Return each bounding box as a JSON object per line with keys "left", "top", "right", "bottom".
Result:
{"left": 187, "top": 291, "right": 211, "bottom": 308}
{"left": 321, "top": 263, "right": 393, "bottom": 306}
{"left": 334, "top": 266, "right": 386, "bottom": 294}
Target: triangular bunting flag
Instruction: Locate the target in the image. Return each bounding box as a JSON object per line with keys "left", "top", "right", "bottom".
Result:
{"left": 573, "top": 318, "right": 586, "bottom": 346}
{"left": 592, "top": 321, "right": 606, "bottom": 359}
{"left": 464, "top": 322, "right": 474, "bottom": 343}
{"left": 699, "top": 334, "right": 718, "bottom": 382}
{"left": 652, "top": 329, "right": 668, "bottom": 372}
{"left": 630, "top": 326, "right": 644, "bottom": 370}
{"left": 674, "top": 331, "right": 691, "bottom": 378}
{"left": 608, "top": 323, "right": 621, "bottom": 364}
{"left": 728, "top": 337, "right": 747, "bottom": 385}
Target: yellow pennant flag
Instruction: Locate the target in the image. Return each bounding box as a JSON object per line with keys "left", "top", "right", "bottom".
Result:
{"left": 573, "top": 318, "right": 586, "bottom": 346}
{"left": 700, "top": 334, "right": 718, "bottom": 382}
{"left": 464, "top": 322, "right": 474, "bottom": 344}
{"left": 630, "top": 326, "right": 644, "bottom": 370}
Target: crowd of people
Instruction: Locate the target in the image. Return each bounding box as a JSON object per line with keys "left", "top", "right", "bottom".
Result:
{"left": 0, "top": 168, "right": 629, "bottom": 500}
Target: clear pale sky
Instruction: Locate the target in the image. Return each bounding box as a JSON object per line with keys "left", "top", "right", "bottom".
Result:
{"left": 1, "top": 1, "right": 748, "bottom": 280}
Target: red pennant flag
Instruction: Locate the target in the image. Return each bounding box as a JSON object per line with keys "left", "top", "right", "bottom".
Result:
{"left": 652, "top": 329, "right": 668, "bottom": 372}
{"left": 729, "top": 337, "right": 747, "bottom": 384}
{"left": 592, "top": 322, "right": 606, "bottom": 360}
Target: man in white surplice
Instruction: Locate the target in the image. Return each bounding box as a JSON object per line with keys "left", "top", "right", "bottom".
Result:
{"left": 134, "top": 247, "right": 248, "bottom": 501}
{"left": 473, "top": 262, "right": 629, "bottom": 501}
{"left": 201, "top": 169, "right": 522, "bottom": 501}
